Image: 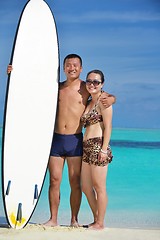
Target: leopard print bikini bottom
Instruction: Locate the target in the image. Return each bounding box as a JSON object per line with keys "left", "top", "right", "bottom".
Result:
{"left": 82, "top": 137, "right": 113, "bottom": 167}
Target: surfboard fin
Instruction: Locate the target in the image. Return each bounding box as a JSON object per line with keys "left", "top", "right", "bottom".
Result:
{"left": 5, "top": 180, "right": 11, "bottom": 196}
{"left": 33, "top": 184, "right": 38, "bottom": 204}
{"left": 16, "top": 203, "right": 22, "bottom": 223}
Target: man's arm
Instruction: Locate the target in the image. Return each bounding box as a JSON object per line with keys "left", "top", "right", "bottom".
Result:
{"left": 100, "top": 92, "right": 116, "bottom": 108}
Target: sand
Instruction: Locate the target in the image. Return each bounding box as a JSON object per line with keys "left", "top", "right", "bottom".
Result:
{"left": 0, "top": 224, "right": 160, "bottom": 240}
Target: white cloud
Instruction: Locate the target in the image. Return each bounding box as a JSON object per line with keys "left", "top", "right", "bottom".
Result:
{"left": 57, "top": 10, "right": 160, "bottom": 24}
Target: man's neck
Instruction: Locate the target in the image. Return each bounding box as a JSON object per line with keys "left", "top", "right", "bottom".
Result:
{"left": 64, "top": 78, "right": 81, "bottom": 87}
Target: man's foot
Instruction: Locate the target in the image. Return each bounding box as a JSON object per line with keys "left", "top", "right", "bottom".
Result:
{"left": 43, "top": 219, "right": 58, "bottom": 227}
{"left": 70, "top": 221, "right": 81, "bottom": 228}
{"left": 88, "top": 222, "right": 104, "bottom": 230}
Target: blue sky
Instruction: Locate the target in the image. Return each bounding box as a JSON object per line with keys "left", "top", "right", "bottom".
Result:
{"left": 0, "top": 0, "right": 160, "bottom": 129}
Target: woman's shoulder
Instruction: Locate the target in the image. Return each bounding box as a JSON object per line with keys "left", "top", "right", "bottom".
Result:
{"left": 98, "top": 99, "right": 113, "bottom": 112}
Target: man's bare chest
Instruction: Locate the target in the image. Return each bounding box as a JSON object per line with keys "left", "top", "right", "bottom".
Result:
{"left": 59, "top": 88, "right": 83, "bottom": 105}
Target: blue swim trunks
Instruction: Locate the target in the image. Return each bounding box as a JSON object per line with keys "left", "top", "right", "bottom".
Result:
{"left": 50, "top": 133, "right": 83, "bottom": 157}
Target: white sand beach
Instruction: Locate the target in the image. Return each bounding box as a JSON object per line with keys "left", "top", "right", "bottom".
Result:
{"left": 0, "top": 224, "right": 160, "bottom": 240}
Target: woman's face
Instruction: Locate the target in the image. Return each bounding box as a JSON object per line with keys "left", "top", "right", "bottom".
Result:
{"left": 86, "top": 73, "right": 103, "bottom": 94}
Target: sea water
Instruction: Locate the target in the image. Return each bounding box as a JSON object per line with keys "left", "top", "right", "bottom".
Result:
{"left": 0, "top": 127, "right": 160, "bottom": 229}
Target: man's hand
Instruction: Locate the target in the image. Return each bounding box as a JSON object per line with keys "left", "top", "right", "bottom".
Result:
{"left": 100, "top": 92, "right": 116, "bottom": 108}
{"left": 7, "top": 65, "right": 13, "bottom": 75}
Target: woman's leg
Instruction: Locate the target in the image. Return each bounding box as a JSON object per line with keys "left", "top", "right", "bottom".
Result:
{"left": 81, "top": 161, "right": 98, "bottom": 223}
{"left": 90, "top": 164, "right": 108, "bottom": 229}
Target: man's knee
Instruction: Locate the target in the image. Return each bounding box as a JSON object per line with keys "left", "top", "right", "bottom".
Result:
{"left": 69, "top": 174, "right": 81, "bottom": 189}
{"left": 49, "top": 174, "right": 61, "bottom": 189}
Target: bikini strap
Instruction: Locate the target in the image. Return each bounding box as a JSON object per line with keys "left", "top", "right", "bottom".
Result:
{"left": 95, "top": 90, "right": 104, "bottom": 108}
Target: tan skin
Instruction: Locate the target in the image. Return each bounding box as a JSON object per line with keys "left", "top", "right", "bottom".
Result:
{"left": 7, "top": 58, "right": 115, "bottom": 227}
{"left": 45, "top": 58, "right": 88, "bottom": 227}
{"left": 81, "top": 72, "right": 113, "bottom": 230}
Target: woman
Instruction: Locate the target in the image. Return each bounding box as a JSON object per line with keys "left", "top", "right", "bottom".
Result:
{"left": 81, "top": 69, "right": 113, "bottom": 230}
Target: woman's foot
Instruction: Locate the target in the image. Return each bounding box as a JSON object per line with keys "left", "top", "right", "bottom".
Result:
{"left": 88, "top": 221, "right": 96, "bottom": 227}
{"left": 88, "top": 222, "right": 104, "bottom": 230}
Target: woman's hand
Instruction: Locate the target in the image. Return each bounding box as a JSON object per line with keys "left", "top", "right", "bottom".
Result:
{"left": 98, "top": 151, "right": 108, "bottom": 162}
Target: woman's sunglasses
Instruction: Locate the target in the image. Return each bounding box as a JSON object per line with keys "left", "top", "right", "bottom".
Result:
{"left": 86, "top": 79, "right": 102, "bottom": 87}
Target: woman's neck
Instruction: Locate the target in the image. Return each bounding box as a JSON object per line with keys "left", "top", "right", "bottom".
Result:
{"left": 90, "top": 91, "right": 102, "bottom": 103}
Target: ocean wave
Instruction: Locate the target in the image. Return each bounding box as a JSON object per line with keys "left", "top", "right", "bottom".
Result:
{"left": 111, "top": 140, "right": 160, "bottom": 149}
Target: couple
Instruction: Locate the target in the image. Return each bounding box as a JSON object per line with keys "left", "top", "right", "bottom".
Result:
{"left": 7, "top": 54, "right": 115, "bottom": 230}
{"left": 45, "top": 54, "right": 115, "bottom": 230}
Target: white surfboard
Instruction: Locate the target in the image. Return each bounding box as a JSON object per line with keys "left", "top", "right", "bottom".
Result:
{"left": 2, "top": 0, "right": 59, "bottom": 229}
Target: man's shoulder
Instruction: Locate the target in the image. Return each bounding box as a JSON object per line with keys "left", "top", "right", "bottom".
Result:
{"left": 59, "top": 81, "right": 66, "bottom": 89}
{"left": 80, "top": 79, "right": 86, "bottom": 86}
{"left": 59, "top": 81, "right": 65, "bottom": 85}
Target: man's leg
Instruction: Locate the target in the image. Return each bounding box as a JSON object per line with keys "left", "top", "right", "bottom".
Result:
{"left": 67, "top": 156, "right": 82, "bottom": 227}
{"left": 44, "top": 156, "right": 65, "bottom": 226}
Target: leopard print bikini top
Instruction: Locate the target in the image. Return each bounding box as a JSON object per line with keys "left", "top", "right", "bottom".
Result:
{"left": 81, "top": 100, "right": 103, "bottom": 128}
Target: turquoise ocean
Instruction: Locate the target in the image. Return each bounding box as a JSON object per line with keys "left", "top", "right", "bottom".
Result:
{"left": 0, "top": 127, "right": 160, "bottom": 229}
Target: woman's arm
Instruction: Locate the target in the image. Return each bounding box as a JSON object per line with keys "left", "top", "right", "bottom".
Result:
{"left": 98, "top": 103, "right": 113, "bottom": 161}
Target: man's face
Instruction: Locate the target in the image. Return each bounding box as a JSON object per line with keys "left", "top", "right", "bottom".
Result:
{"left": 64, "top": 58, "right": 82, "bottom": 80}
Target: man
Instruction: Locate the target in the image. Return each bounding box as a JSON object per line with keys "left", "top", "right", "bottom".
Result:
{"left": 7, "top": 54, "right": 116, "bottom": 227}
